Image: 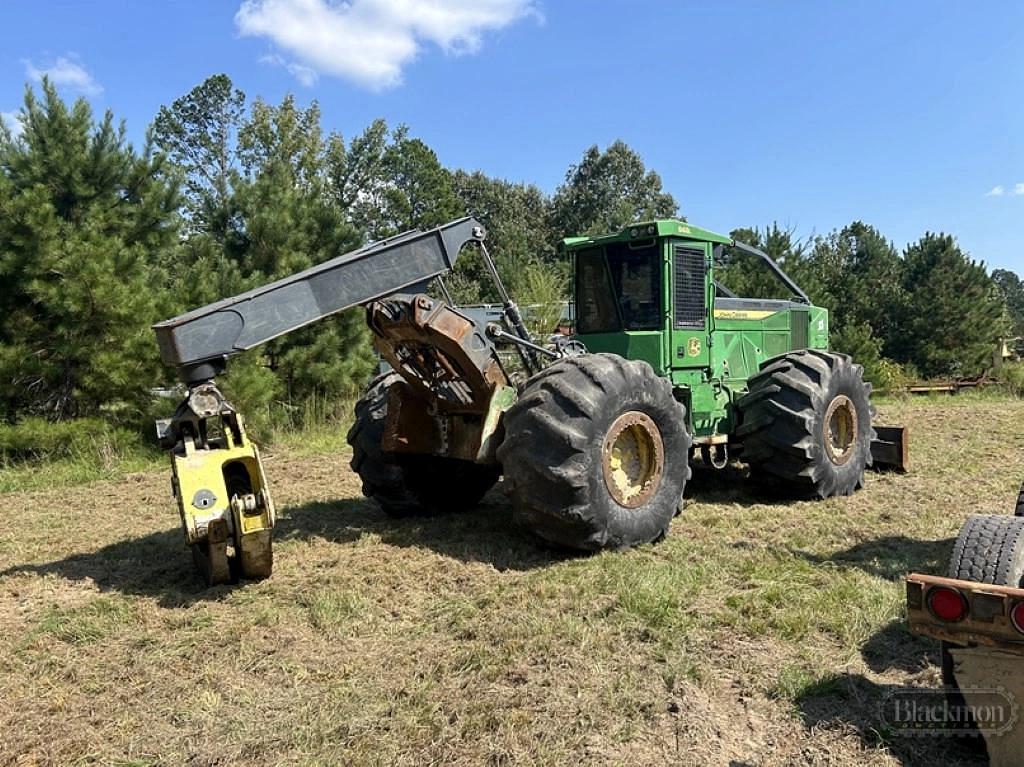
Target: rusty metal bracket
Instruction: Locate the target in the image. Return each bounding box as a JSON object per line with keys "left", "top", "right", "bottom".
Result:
{"left": 368, "top": 294, "right": 509, "bottom": 414}
{"left": 871, "top": 424, "right": 909, "bottom": 472}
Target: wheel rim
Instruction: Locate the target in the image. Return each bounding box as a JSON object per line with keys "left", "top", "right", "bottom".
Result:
{"left": 602, "top": 411, "right": 664, "bottom": 508}
{"left": 823, "top": 394, "right": 858, "bottom": 465}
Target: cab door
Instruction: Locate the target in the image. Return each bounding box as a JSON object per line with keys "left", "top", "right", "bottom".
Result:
{"left": 668, "top": 240, "right": 711, "bottom": 370}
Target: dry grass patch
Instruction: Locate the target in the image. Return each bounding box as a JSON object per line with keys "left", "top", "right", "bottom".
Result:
{"left": 1, "top": 393, "right": 1018, "bottom": 765}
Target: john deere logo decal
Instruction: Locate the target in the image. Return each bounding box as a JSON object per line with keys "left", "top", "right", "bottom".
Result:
{"left": 687, "top": 338, "right": 702, "bottom": 357}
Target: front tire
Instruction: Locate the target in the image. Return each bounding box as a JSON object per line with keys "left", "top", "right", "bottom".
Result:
{"left": 737, "top": 350, "right": 874, "bottom": 498}
{"left": 497, "top": 354, "right": 691, "bottom": 550}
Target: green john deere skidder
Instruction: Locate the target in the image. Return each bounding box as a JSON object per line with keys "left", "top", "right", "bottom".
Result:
{"left": 153, "top": 216, "right": 906, "bottom": 583}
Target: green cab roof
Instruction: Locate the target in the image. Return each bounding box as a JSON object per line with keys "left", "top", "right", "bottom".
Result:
{"left": 562, "top": 219, "right": 732, "bottom": 250}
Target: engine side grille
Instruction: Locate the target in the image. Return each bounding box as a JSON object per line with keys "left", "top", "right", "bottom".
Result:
{"left": 674, "top": 246, "right": 706, "bottom": 329}
{"left": 790, "top": 308, "right": 809, "bottom": 349}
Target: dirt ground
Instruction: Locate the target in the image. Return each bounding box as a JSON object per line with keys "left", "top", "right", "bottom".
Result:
{"left": 1, "top": 395, "right": 1019, "bottom": 766}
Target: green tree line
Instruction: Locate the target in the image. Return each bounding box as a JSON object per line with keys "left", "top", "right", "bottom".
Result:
{"left": 0, "top": 75, "right": 1018, "bottom": 438}
{"left": 725, "top": 222, "right": 1009, "bottom": 385}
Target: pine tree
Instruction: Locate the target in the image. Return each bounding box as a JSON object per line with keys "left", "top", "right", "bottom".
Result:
{"left": 152, "top": 82, "right": 377, "bottom": 429}
{"left": 151, "top": 74, "right": 244, "bottom": 241}
{"left": 806, "top": 222, "right": 903, "bottom": 357}
{"left": 798, "top": 222, "right": 904, "bottom": 382}
{"left": 151, "top": 75, "right": 249, "bottom": 310}
{"left": 992, "top": 269, "right": 1024, "bottom": 337}
{"left": 0, "top": 80, "right": 179, "bottom": 423}
{"left": 893, "top": 233, "right": 1004, "bottom": 377}
{"left": 450, "top": 169, "right": 558, "bottom": 303}
{"left": 231, "top": 95, "right": 374, "bottom": 419}
{"left": 724, "top": 224, "right": 810, "bottom": 300}
{"left": 548, "top": 141, "right": 679, "bottom": 237}
{"left": 336, "top": 121, "right": 461, "bottom": 241}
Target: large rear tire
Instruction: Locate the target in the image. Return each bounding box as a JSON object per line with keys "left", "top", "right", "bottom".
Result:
{"left": 496, "top": 353, "right": 691, "bottom": 550}
{"left": 347, "top": 372, "right": 498, "bottom": 516}
{"left": 736, "top": 350, "right": 874, "bottom": 498}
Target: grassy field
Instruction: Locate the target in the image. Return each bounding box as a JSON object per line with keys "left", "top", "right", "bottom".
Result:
{"left": 1, "top": 394, "right": 1019, "bottom": 766}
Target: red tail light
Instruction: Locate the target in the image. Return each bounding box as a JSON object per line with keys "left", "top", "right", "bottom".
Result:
{"left": 1011, "top": 601, "right": 1024, "bottom": 633}
{"left": 927, "top": 586, "right": 968, "bottom": 622}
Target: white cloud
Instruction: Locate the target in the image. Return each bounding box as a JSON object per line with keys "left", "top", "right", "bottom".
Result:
{"left": 23, "top": 55, "right": 103, "bottom": 96}
{"left": 986, "top": 183, "right": 1024, "bottom": 197}
{"left": 1, "top": 110, "right": 23, "bottom": 138}
{"left": 259, "top": 53, "right": 319, "bottom": 87}
{"left": 236, "top": 0, "right": 540, "bottom": 90}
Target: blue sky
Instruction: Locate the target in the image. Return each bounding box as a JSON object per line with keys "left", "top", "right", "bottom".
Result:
{"left": 2, "top": 1, "right": 1023, "bottom": 271}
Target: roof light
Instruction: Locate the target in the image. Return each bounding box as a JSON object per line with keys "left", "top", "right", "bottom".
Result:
{"left": 927, "top": 586, "right": 968, "bottom": 622}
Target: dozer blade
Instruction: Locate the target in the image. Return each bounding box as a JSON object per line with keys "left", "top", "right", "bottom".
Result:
{"left": 171, "top": 425, "right": 276, "bottom": 585}
{"left": 871, "top": 424, "right": 908, "bottom": 472}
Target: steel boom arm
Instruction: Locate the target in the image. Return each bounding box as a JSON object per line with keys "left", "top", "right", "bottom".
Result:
{"left": 154, "top": 217, "right": 484, "bottom": 383}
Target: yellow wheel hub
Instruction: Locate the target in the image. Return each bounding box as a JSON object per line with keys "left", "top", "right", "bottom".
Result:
{"left": 823, "top": 394, "right": 858, "bottom": 465}
{"left": 602, "top": 411, "right": 664, "bottom": 508}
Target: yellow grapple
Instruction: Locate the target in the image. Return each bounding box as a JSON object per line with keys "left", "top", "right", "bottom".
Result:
{"left": 164, "top": 387, "right": 275, "bottom": 585}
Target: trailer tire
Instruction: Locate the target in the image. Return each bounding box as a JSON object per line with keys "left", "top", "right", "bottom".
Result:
{"left": 736, "top": 350, "right": 874, "bottom": 498}
{"left": 947, "top": 514, "right": 1024, "bottom": 587}
{"left": 347, "top": 372, "right": 498, "bottom": 516}
{"left": 497, "top": 353, "right": 691, "bottom": 550}
{"left": 940, "top": 514, "right": 1024, "bottom": 730}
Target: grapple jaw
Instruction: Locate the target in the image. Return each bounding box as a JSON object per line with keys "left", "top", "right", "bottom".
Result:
{"left": 160, "top": 383, "right": 275, "bottom": 585}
